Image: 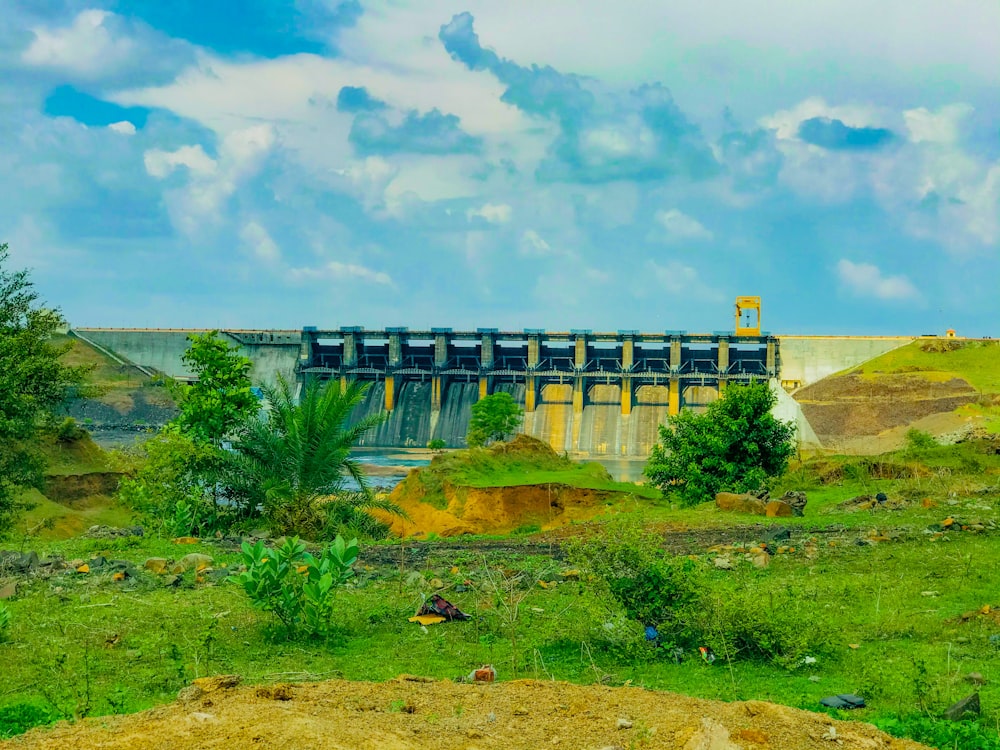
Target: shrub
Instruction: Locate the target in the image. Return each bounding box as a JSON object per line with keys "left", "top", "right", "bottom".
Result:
{"left": 567, "top": 519, "right": 705, "bottom": 647}
{"left": 231, "top": 535, "right": 358, "bottom": 638}
{"left": 0, "top": 702, "right": 56, "bottom": 739}
{"left": 427, "top": 438, "right": 447, "bottom": 451}
{"left": 875, "top": 715, "right": 1000, "bottom": 750}
{"left": 54, "top": 417, "right": 86, "bottom": 443}
{"left": 904, "top": 428, "right": 938, "bottom": 452}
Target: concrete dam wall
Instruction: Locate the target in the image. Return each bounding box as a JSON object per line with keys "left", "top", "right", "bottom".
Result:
{"left": 69, "top": 326, "right": 920, "bottom": 456}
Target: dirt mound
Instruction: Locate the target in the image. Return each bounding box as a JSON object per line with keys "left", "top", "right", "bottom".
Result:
{"left": 384, "top": 480, "right": 612, "bottom": 537}
{"left": 487, "top": 433, "right": 561, "bottom": 459}
{"left": 3, "top": 677, "right": 928, "bottom": 750}
{"left": 795, "top": 374, "right": 979, "bottom": 443}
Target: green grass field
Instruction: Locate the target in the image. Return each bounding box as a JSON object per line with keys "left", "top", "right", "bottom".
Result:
{"left": 853, "top": 339, "right": 1000, "bottom": 394}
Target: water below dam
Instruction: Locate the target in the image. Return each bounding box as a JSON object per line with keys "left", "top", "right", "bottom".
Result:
{"left": 349, "top": 447, "right": 648, "bottom": 492}
{"left": 350, "top": 380, "right": 680, "bottom": 457}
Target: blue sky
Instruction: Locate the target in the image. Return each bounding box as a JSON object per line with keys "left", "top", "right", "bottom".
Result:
{"left": 1, "top": 1, "right": 998, "bottom": 335}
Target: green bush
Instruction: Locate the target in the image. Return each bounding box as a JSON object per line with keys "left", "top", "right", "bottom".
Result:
{"left": 567, "top": 519, "right": 705, "bottom": 646}
{"left": 693, "top": 584, "right": 832, "bottom": 668}
{"left": 0, "top": 702, "right": 57, "bottom": 738}
{"left": 231, "top": 535, "right": 358, "bottom": 638}
{"left": 427, "top": 438, "right": 447, "bottom": 451}
{"left": 875, "top": 714, "right": 1000, "bottom": 750}
{"left": 904, "top": 428, "right": 938, "bottom": 452}
{"left": 54, "top": 417, "right": 86, "bottom": 443}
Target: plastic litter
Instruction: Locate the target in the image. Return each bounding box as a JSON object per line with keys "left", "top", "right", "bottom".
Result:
{"left": 699, "top": 646, "right": 716, "bottom": 664}
{"left": 820, "top": 694, "right": 866, "bottom": 710}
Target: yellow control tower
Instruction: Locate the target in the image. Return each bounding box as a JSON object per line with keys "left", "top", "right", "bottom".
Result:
{"left": 735, "top": 296, "right": 761, "bottom": 336}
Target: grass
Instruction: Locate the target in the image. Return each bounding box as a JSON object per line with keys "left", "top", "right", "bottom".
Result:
{"left": 4, "top": 437, "right": 1000, "bottom": 747}
{"left": 851, "top": 339, "right": 1000, "bottom": 394}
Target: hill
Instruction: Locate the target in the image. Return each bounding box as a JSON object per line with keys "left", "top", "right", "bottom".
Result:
{"left": 794, "top": 339, "right": 1000, "bottom": 453}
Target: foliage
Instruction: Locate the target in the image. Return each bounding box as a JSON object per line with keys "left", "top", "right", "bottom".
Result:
{"left": 567, "top": 519, "right": 705, "bottom": 644}
{"left": 224, "top": 376, "right": 400, "bottom": 537}
{"left": 54, "top": 417, "right": 86, "bottom": 444}
{"left": 0, "top": 244, "right": 91, "bottom": 535}
{"left": 645, "top": 380, "right": 795, "bottom": 506}
{"left": 904, "top": 428, "right": 938, "bottom": 452}
{"left": 0, "top": 602, "right": 9, "bottom": 640}
{"left": 0, "top": 702, "right": 56, "bottom": 739}
{"left": 175, "top": 331, "right": 257, "bottom": 444}
{"left": 466, "top": 392, "right": 523, "bottom": 447}
{"left": 231, "top": 535, "right": 358, "bottom": 637}
{"left": 427, "top": 438, "right": 447, "bottom": 451}
{"left": 875, "top": 714, "right": 1000, "bottom": 750}
{"left": 116, "top": 429, "right": 232, "bottom": 537}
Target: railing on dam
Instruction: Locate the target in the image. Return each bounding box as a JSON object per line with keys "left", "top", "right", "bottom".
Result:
{"left": 298, "top": 327, "right": 779, "bottom": 416}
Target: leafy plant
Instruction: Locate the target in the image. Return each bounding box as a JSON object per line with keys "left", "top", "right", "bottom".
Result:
{"left": 225, "top": 376, "right": 400, "bottom": 537}
{"left": 231, "top": 535, "right": 359, "bottom": 637}
{"left": 904, "top": 428, "right": 939, "bottom": 453}
{"left": 0, "top": 702, "right": 56, "bottom": 739}
{"left": 176, "top": 331, "right": 258, "bottom": 444}
{"left": 875, "top": 714, "right": 1000, "bottom": 750}
{"left": 467, "top": 392, "right": 523, "bottom": 447}
{"left": 645, "top": 380, "right": 795, "bottom": 506}
{"left": 54, "top": 417, "right": 86, "bottom": 444}
{"left": 165, "top": 498, "right": 197, "bottom": 538}
{"left": 427, "top": 438, "right": 447, "bottom": 451}
{"left": 567, "top": 519, "right": 705, "bottom": 646}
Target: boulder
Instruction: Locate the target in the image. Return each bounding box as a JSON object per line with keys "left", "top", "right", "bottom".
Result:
{"left": 765, "top": 501, "right": 794, "bottom": 517}
{"left": 944, "top": 693, "right": 980, "bottom": 721}
{"left": 715, "top": 492, "right": 768, "bottom": 515}
{"left": 780, "top": 491, "right": 808, "bottom": 516}
{"left": 172, "top": 553, "right": 214, "bottom": 574}
{"left": 143, "top": 558, "right": 169, "bottom": 575}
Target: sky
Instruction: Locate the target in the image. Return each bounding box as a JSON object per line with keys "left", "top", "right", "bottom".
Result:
{"left": 1, "top": 1, "right": 998, "bottom": 336}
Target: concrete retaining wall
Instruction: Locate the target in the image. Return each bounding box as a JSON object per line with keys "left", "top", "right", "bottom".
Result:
{"left": 776, "top": 335, "right": 912, "bottom": 389}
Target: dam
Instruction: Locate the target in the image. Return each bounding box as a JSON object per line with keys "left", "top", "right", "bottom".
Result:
{"left": 72, "top": 299, "right": 917, "bottom": 455}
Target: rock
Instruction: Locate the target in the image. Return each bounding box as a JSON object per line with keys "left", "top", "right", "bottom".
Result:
{"left": 84, "top": 525, "right": 144, "bottom": 539}
{"left": 715, "top": 492, "right": 767, "bottom": 515}
{"left": 965, "top": 672, "right": 986, "bottom": 686}
{"left": 429, "top": 578, "right": 444, "bottom": 589}
{"left": 513, "top": 706, "right": 529, "bottom": 716}
{"left": 162, "top": 575, "right": 182, "bottom": 587}
{"left": 89, "top": 556, "right": 108, "bottom": 570}
{"left": 616, "top": 718, "right": 633, "bottom": 730}
{"left": 173, "top": 537, "right": 200, "bottom": 545}
{"left": 144, "top": 558, "right": 169, "bottom": 575}
{"left": 713, "top": 557, "right": 733, "bottom": 570}
{"left": 764, "top": 527, "right": 791, "bottom": 543}
{"left": 177, "top": 685, "right": 204, "bottom": 702}
{"left": 18, "top": 551, "right": 40, "bottom": 573}
{"left": 943, "top": 693, "right": 981, "bottom": 721}
{"left": 780, "top": 491, "right": 808, "bottom": 516}
{"left": 0, "top": 580, "right": 17, "bottom": 599}
{"left": 765, "top": 501, "right": 793, "bottom": 518}
{"left": 751, "top": 551, "right": 770, "bottom": 569}
{"left": 172, "top": 553, "right": 214, "bottom": 574}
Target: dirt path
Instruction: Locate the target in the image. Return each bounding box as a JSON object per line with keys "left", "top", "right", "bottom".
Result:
{"left": 3, "top": 676, "right": 928, "bottom": 750}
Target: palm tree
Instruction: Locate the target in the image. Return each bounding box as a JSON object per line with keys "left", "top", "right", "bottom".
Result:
{"left": 225, "top": 375, "right": 402, "bottom": 537}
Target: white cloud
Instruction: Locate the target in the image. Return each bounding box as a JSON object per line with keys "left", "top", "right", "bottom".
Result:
{"left": 107, "top": 121, "right": 137, "bottom": 136}
{"left": 653, "top": 208, "right": 713, "bottom": 242}
{"left": 21, "top": 10, "right": 135, "bottom": 79}
{"left": 519, "top": 229, "right": 555, "bottom": 256}
{"left": 287, "top": 261, "right": 393, "bottom": 286}
{"left": 759, "top": 97, "right": 889, "bottom": 142}
{"left": 467, "top": 202, "right": 512, "bottom": 224}
{"left": 836, "top": 259, "right": 918, "bottom": 300}
{"left": 646, "top": 259, "right": 722, "bottom": 301}
{"left": 903, "top": 104, "right": 973, "bottom": 145}
{"left": 144, "top": 145, "right": 217, "bottom": 178}
{"left": 240, "top": 221, "right": 281, "bottom": 263}
{"left": 143, "top": 125, "right": 275, "bottom": 236}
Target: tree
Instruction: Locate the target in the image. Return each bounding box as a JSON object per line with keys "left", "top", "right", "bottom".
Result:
{"left": 225, "top": 376, "right": 401, "bottom": 537}
{"left": 644, "top": 380, "right": 795, "bottom": 506}
{"left": 467, "top": 392, "right": 523, "bottom": 447}
{"left": 176, "top": 331, "right": 257, "bottom": 444}
{"left": 0, "top": 244, "right": 90, "bottom": 534}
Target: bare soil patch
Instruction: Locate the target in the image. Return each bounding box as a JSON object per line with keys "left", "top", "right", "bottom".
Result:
{"left": 2, "top": 677, "right": 928, "bottom": 750}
